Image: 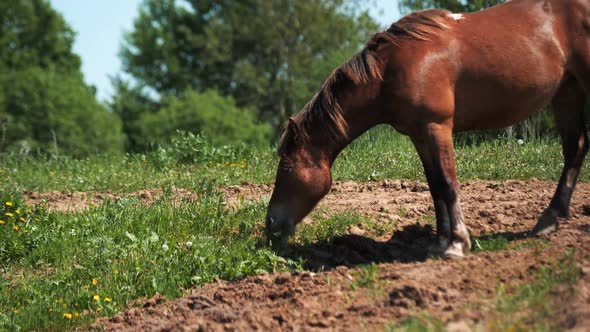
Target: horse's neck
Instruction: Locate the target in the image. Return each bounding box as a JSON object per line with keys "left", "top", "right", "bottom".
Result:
{"left": 311, "top": 105, "right": 379, "bottom": 166}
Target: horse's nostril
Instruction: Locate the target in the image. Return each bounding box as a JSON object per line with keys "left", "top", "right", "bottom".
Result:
{"left": 265, "top": 216, "right": 277, "bottom": 235}
{"left": 265, "top": 216, "right": 276, "bottom": 228}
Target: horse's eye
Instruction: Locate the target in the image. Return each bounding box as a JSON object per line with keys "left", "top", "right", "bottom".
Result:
{"left": 279, "top": 165, "right": 293, "bottom": 174}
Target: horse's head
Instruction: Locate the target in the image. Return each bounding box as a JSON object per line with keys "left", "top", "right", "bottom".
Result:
{"left": 265, "top": 118, "right": 332, "bottom": 246}
{"left": 264, "top": 36, "right": 389, "bottom": 246}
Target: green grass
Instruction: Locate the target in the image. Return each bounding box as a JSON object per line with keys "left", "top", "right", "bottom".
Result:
{"left": 0, "top": 126, "right": 585, "bottom": 194}
{"left": 350, "top": 263, "right": 380, "bottom": 290}
{"left": 472, "top": 235, "right": 547, "bottom": 253}
{"left": 472, "top": 235, "right": 510, "bottom": 252}
{"left": 294, "top": 211, "right": 370, "bottom": 245}
{"left": 385, "top": 315, "right": 445, "bottom": 332}
{"left": 0, "top": 187, "right": 298, "bottom": 330}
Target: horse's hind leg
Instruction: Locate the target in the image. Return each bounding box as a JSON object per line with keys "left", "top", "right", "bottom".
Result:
{"left": 412, "top": 122, "right": 470, "bottom": 258}
{"left": 532, "top": 75, "right": 588, "bottom": 235}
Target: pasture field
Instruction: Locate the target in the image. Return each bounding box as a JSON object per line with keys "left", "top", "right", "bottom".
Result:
{"left": 1, "top": 127, "right": 589, "bottom": 331}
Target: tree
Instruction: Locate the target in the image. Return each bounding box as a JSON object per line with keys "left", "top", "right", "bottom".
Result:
{"left": 0, "top": 0, "right": 125, "bottom": 156}
{"left": 0, "top": 0, "right": 81, "bottom": 72}
{"left": 0, "top": 68, "right": 124, "bottom": 156}
{"left": 118, "top": 0, "right": 379, "bottom": 134}
{"left": 399, "top": 0, "right": 505, "bottom": 14}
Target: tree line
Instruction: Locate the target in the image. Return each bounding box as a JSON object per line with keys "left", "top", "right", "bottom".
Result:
{"left": 1, "top": 0, "right": 584, "bottom": 157}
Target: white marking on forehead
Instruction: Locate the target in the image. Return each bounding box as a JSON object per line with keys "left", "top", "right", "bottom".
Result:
{"left": 448, "top": 13, "right": 464, "bottom": 21}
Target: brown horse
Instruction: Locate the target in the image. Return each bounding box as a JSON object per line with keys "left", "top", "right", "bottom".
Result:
{"left": 265, "top": 0, "right": 590, "bottom": 258}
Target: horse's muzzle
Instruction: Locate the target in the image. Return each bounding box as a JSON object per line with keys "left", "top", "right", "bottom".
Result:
{"left": 264, "top": 214, "right": 294, "bottom": 249}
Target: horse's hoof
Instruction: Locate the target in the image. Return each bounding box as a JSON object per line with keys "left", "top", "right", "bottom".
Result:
{"left": 428, "top": 240, "right": 467, "bottom": 259}
{"left": 531, "top": 210, "right": 559, "bottom": 236}
{"left": 443, "top": 242, "right": 466, "bottom": 259}
{"left": 531, "top": 222, "right": 557, "bottom": 236}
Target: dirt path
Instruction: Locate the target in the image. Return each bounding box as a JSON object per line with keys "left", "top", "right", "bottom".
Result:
{"left": 33, "top": 181, "right": 590, "bottom": 331}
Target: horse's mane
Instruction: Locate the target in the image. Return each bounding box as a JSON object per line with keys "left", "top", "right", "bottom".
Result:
{"left": 278, "top": 9, "right": 455, "bottom": 156}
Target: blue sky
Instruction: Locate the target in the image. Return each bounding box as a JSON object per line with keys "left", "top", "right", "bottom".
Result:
{"left": 50, "top": 0, "right": 401, "bottom": 102}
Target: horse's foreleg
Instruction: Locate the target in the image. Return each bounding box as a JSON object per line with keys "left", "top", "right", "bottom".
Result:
{"left": 533, "top": 76, "right": 589, "bottom": 235}
{"left": 412, "top": 122, "right": 471, "bottom": 258}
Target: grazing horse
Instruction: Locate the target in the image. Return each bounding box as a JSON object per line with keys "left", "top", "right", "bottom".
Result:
{"left": 265, "top": 0, "right": 590, "bottom": 258}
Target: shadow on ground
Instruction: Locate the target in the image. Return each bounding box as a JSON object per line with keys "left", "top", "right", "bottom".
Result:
{"left": 282, "top": 224, "right": 534, "bottom": 271}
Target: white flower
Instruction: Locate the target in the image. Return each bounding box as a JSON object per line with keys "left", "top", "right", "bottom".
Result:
{"left": 517, "top": 139, "right": 524, "bottom": 145}
{"left": 185, "top": 241, "right": 193, "bottom": 249}
{"left": 161, "top": 243, "right": 169, "bottom": 251}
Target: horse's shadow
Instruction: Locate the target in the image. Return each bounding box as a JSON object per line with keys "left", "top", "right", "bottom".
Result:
{"left": 282, "top": 224, "right": 531, "bottom": 271}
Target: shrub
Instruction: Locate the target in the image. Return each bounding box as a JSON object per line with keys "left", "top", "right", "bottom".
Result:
{"left": 0, "top": 68, "right": 125, "bottom": 156}
{"left": 139, "top": 90, "right": 271, "bottom": 148}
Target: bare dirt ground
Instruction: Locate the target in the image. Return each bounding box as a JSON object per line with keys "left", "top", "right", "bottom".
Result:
{"left": 30, "top": 181, "right": 590, "bottom": 331}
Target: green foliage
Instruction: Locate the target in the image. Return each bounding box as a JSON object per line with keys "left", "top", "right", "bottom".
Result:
{"left": 0, "top": 0, "right": 125, "bottom": 156}
{"left": 350, "top": 263, "right": 379, "bottom": 290}
{"left": 0, "top": 68, "right": 124, "bottom": 156}
{"left": 149, "top": 131, "right": 252, "bottom": 170}
{"left": 0, "top": 0, "right": 80, "bottom": 72}
{"left": 295, "top": 212, "right": 368, "bottom": 245}
{"left": 0, "top": 189, "right": 295, "bottom": 330}
{"left": 110, "top": 78, "right": 160, "bottom": 152}
{"left": 140, "top": 90, "right": 271, "bottom": 149}
{"left": 387, "top": 315, "right": 445, "bottom": 332}
{"left": 0, "top": 193, "right": 49, "bottom": 265}
{"left": 118, "top": 0, "right": 379, "bottom": 133}
{"left": 472, "top": 235, "right": 509, "bottom": 252}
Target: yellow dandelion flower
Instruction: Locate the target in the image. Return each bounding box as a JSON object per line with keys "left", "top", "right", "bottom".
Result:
{"left": 19, "top": 217, "right": 26, "bottom": 222}
{"left": 0, "top": 220, "right": 4, "bottom": 225}
{"left": 105, "top": 297, "right": 112, "bottom": 303}
{"left": 13, "top": 225, "right": 19, "bottom": 232}
{"left": 93, "top": 295, "right": 100, "bottom": 301}
{"left": 74, "top": 312, "right": 79, "bottom": 318}
{"left": 92, "top": 278, "right": 98, "bottom": 286}
{"left": 63, "top": 313, "right": 72, "bottom": 320}
{"left": 96, "top": 307, "right": 102, "bottom": 312}
{"left": 15, "top": 210, "right": 20, "bottom": 214}
{"left": 5, "top": 202, "right": 13, "bottom": 207}
{"left": 114, "top": 270, "right": 119, "bottom": 275}
{"left": 62, "top": 303, "right": 67, "bottom": 308}
{"left": 5, "top": 212, "right": 14, "bottom": 217}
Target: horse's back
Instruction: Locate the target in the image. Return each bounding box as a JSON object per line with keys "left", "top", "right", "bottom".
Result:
{"left": 382, "top": 0, "right": 590, "bottom": 133}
